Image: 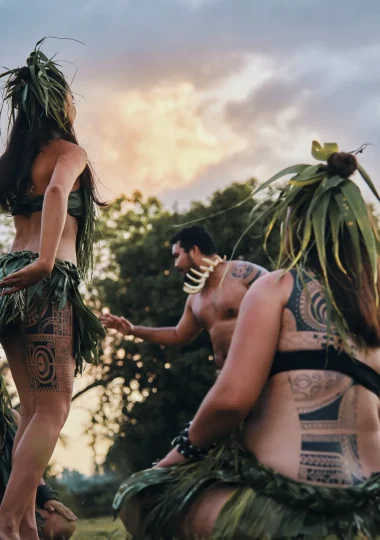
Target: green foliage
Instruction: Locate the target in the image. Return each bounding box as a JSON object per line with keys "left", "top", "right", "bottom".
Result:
{"left": 0, "top": 37, "right": 73, "bottom": 131}
{"left": 91, "top": 181, "right": 279, "bottom": 476}
{"left": 252, "top": 141, "right": 380, "bottom": 344}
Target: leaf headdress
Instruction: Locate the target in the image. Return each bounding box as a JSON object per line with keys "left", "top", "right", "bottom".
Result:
{"left": 0, "top": 38, "right": 101, "bottom": 281}
{"left": 0, "top": 37, "right": 72, "bottom": 131}
{"left": 253, "top": 141, "right": 380, "bottom": 342}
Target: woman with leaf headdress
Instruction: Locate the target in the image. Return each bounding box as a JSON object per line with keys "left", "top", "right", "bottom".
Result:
{"left": 0, "top": 39, "right": 105, "bottom": 539}
{"left": 113, "top": 143, "right": 380, "bottom": 539}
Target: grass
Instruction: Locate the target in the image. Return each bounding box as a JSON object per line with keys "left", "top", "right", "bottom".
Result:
{"left": 72, "top": 516, "right": 127, "bottom": 539}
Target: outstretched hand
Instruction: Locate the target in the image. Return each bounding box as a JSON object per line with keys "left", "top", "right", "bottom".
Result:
{"left": 44, "top": 499, "right": 77, "bottom": 522}
{"left": 0, "top": 260, "right": 51, "bottom": 295}
{"left": 100, "top": 313, "right": 135, "bottom": 335}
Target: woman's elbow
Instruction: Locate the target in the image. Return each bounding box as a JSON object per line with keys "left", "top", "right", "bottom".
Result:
{"left": 46, "top": 184, "right": 67, "bottom": 198}
{"left": 213, "top": 394, "right": 252, "bottom": 420}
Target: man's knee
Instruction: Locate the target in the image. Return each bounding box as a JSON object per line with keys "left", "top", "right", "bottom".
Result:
{"left": 41, "top": 512, "right": 76, "bottom": 540}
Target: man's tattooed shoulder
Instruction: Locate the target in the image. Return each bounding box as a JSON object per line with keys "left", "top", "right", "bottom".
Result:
{"left": 231, "top": 262, "right": 254, "bottom": 279}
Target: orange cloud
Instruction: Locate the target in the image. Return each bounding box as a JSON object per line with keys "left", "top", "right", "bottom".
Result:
{"left": 76, "top": 82, "right": 246, "bottom": 199}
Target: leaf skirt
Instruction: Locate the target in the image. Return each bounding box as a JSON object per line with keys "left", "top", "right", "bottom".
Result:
{"left": 113, "top": 437, "right": 380, "bottom": 539}
{"left": 0, "top": 251, "right": 105, "bottom": 375}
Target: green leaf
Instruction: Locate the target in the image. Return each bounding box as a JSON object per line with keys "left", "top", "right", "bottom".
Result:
{"left": 311, "top": 140, "right": 339, "bottom": 161}
{"left": 334, "top": 191, "right": 361, "bottom": 278}
{"left": 296, "top": 164, "right": 323, "bottom": 181}
{"left": 357, "top": 163, "right": 380, "bottom": 202}
{"left": 29, "top": 65, "right": 45, "bottom": 106}
{"left": 311, "top": 191, "right": 332, "bottom": 289}
{"left": 329, "top": 199, "right": 347, "bottom": 275}
{"left": 21, "top": 83, "right": 29, "bottom": 104}
{"left": 289, "top": 172, "right": 325, "bottom": 187}
{"left": 35, "top": 37, "right": 47, "bottom": 49}
{"left": 251, "top": 164, "right": 309, "bottom": 198}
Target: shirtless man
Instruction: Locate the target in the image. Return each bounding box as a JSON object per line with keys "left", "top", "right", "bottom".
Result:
{"left": 100, "top": 226, "right": 267, "bottom": 369}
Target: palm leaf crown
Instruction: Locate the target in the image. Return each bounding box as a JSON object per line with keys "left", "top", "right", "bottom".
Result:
{"left": 253, "top": 141, "right": 380, "bottom": 341}
{"left": 0, "top": 37, "right": 70, "bottom": 130}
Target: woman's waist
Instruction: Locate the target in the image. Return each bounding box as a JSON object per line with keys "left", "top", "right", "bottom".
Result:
{"left": 0, "top": 250, "right": 79, "bottom": 277}
{"left": 12, "top": 217, "right": 78, "bottom": 264}
{"left": 9, "top": 242, "right": 77, "bottom": 268}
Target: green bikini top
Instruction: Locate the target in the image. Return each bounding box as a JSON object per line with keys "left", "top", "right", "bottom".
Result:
{"left": 11, "top": 189, "right": 85, "bottom": 218}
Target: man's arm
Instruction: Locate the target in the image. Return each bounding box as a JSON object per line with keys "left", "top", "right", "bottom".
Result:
{"left": 230, "top": 261, "right": 268, "bottom": 288}
{"left": 100, "top": 297, "right": 202, "bottom": 346}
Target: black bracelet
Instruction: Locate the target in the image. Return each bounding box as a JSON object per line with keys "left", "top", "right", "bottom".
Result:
{"left": 172, "top": 422, "right": 211, "bottom": 460}
{"left": 36, "top": 484, "right": 61, "bottom": 508}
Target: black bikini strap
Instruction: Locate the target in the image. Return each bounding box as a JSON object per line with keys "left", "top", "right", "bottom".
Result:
{"left": 270, "top": 347, "right": 380, "bottom": 396}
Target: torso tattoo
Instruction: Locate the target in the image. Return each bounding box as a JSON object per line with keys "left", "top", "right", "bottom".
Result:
{"left": 283, "top": 269, "right": 367, "bottom": 486}
{"left": 289, "top": 372, "right": 365, "bottom": 485}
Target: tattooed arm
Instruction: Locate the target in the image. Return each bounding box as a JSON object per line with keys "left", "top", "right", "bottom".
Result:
{"left": 230, "top": 261, "right": 268, "bottom": 288}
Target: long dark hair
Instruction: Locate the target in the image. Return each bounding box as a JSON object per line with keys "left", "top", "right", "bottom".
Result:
{"left": 282, "top": 153, "right": 380, "bottom": 347}
{"left": 0, "top": 66, "right": 106, "bottom": 277}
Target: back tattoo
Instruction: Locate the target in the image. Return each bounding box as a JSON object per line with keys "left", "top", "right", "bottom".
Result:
{"left": 286, "top": 269, "right": 366, "bottom": 486}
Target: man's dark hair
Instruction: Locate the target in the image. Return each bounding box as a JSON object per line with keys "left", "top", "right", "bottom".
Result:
{"left": 171, "top": 226, "right": 217, "bottom": 255}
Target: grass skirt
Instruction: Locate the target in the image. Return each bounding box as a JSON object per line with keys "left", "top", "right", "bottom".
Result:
{"left": 113, "top": 438, "right": 380, "bottom": 539}
{"left": 0, "top": 251, "right": 105, "bottom": 375}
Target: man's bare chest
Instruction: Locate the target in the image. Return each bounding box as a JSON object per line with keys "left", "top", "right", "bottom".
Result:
{"left": 191, "top": 281, "right": 246, "bottom": 328}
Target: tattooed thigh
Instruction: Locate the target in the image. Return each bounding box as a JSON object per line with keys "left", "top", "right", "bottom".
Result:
{"left": 23, "top": 300, "right": 75, "bottom": 393}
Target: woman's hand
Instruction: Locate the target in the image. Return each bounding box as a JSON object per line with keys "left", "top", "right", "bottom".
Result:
{"left": 43, "top": 500, "right": 77, "bottom": 522}
{"left": 0, "top": 260, "right": 51, "bottom": 295}
{"left": 154, "top": 447, "right": 189, "bottom": 468}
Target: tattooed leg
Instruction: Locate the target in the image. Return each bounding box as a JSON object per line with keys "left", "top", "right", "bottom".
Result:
{"left": 24, "top": 299, "right": 74, "bottom": 393}
{"left": 0, "top": 300, "right": 75, "bottom": 538}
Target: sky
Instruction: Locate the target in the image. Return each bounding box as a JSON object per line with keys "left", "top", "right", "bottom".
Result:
{"left": 1, "top": 0, "right": 380, "bottom": 474}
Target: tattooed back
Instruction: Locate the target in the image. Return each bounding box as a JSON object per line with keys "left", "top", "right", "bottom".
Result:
{"left": 243, "top": 269, "right": 380, "bottom": 487}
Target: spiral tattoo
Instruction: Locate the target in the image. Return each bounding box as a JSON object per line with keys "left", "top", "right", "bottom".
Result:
{"left": 24, "top": 300, "right": 75, "bottom": 393}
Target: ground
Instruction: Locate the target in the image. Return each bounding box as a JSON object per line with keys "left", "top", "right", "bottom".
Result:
{"left": 72, "top": 516, "right": 126, "bottom": 539}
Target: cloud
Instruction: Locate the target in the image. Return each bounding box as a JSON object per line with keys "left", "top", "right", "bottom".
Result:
{"left": 77, "top": 82, "right": 246, "bottom": 199}
{"left": 1, "top": 0, "right": 380, "bottom": 206}
{"left": 220, "top": 44, "right": 380, "bottom": 194}
{"left": 3, "top": 0, "right": 380, "bottom": 91}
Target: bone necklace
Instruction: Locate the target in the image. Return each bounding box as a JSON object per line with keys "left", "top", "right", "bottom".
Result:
{"left": 183, "top": 255, "right": 226, "bottom": 294}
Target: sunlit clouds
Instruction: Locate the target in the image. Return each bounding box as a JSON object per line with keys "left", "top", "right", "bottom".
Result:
{"left": 77, "top": 82, "right": 247, "bottom": 199}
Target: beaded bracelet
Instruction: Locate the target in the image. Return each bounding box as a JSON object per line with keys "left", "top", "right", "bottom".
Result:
{"left": 36, "top": 484, "right": 62, "bottom": 508}
{"left": 172, "top": 422, "right": 211, "bottom": 460}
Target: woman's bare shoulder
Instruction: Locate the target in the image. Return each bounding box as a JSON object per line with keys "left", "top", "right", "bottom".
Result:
{"left": 240, "top": 269, "right": 294, "bottom": 315}
{"left": 43, "top": 139, "right": 87, "bottom": 161}
{"left": 250, "top": 269, "right": 294, "bottom": 295}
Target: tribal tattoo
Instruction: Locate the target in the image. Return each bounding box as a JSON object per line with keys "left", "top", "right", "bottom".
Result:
{"left": 231, "top": 262, "right": 261, "bottom": 286}
{"left": 285, "top": 270, "right": 366, "bottom": 486}
{"left": 289, "top": 375, "right": 364, "bottom": 486}
{"left": 279, "top": 270, "right": 361, "bottom": 358}
{"left": 24, "top": 297, "right": 75, "bottom": 393}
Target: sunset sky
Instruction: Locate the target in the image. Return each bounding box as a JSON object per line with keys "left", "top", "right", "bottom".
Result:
{"left": 1, "top": 0, "right": 380, "bottom": 474}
